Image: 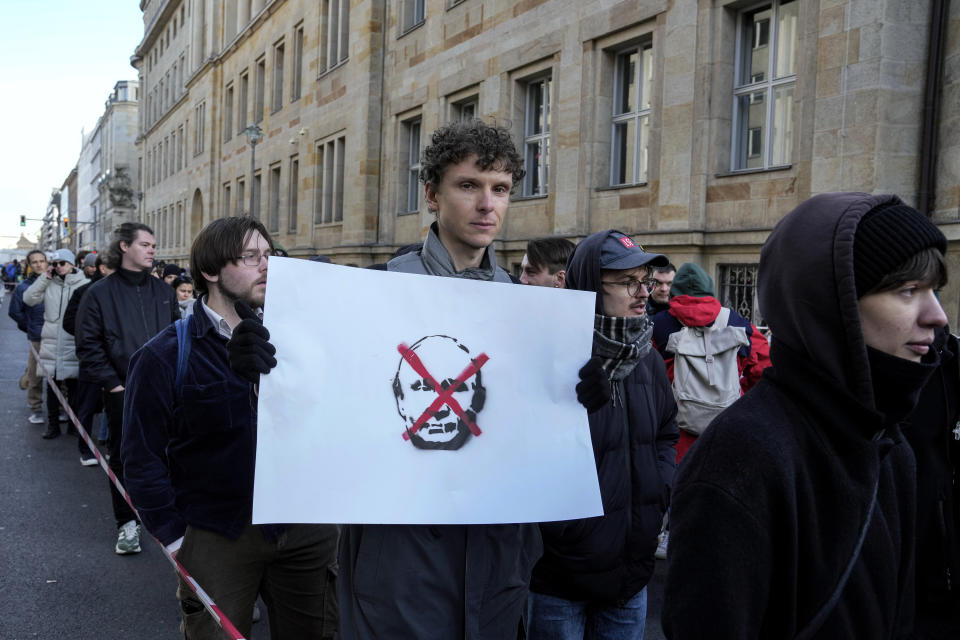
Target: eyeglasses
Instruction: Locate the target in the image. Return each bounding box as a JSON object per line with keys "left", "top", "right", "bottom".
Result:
{"left": 53, "top": 261, "right": 69, "bottom": 267}
{"left": 600, "top": 277, "right": 657, "bottom": 297}
{"left": 236, "top": 251, "right": 272, "bottom": 267}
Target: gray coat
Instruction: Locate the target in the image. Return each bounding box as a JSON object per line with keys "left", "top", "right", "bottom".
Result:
{"left": 24, "top": 270, "right": 89, "bottom": 379}
{"left": 336, "top": 231, "right": 542, "bottom": 639}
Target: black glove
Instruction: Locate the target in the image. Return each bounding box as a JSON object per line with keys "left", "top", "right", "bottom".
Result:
{"left": 576, "top": 357, "right": 611, "bottom": 412}
{"left": 227, "top": 300, "right": 277, "bottom": 384}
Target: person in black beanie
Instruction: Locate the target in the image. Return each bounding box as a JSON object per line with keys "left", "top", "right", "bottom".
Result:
{"left": 663, "top": 193, "right": 948, "bottom": 638}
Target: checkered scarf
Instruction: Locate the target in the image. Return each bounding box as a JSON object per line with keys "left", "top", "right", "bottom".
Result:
{"left": 593, "top": 313, "right": 653, "bottom": 381}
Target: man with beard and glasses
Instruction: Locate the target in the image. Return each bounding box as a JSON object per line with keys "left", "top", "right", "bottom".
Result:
{"left": 527, "top": 230, "right": 678, "bottom": 639}
{"left": 121, "top": 216, "right": 339, "bottom": 639}
{"left": 76, "top": 222, "right": 178, "bottom": 555}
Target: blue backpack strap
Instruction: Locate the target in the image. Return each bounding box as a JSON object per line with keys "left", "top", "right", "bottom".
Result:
{"left": 175, "top": 315, "right": 193, "bottom": 391}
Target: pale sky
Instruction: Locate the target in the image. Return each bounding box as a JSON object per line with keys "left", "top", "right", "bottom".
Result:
{"left": 0, "top": 0, "right": 143, "bottom": 248}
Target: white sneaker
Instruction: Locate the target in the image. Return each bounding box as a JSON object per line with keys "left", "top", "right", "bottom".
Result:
{"left": 655, "top": 532, "right": 669, "bottom": 560}
{"left": 115, "top": 520, "right": 142, "bottom": 555}
{"left": 28, "top": 412, "right": 45, "bottom": 424}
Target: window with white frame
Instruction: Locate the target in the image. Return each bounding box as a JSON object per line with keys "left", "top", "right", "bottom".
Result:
{"left": 224, "top": 84, "right": 234, "bottom": 141}
{"left": 238, "top": 71, "right": 249, "bottom": 131}
{"left": 272, "top": 41, "right": 284, "bottom": 113}
{"left": 193, "top": 102, "right": 206, "bottom": 156}
{"left": 223, "top": 183, "right": 232, "bottom": 218}
{"left": 401, "top": 118, "right": 422, "bottom": 212}
{"left": 732, "top": 0, "right": 798, "bottom": 170}
{"left": 288, "top": 155, "right": 299, "bottom": 231}
{"left": 268, "top": 164, "right": 281, "bottom": 232}
{"left": 237, "top": 178, "right": 246, "bottom": 215}
{"left": 718, "top": 263, "right": 764, "bottom": 327}
{"left": 314, "top": 136, "right": 345, "bottom": 224}
{"left": 292, "top": 24, "right": 304, "bottom": 100}
{"left": 252, "top": 172, "right": 262, "bottom": 219}
{"left": 611, "top": 43, "right": 652, "bottom": 185}
{"left": 453, "top": 96, "right": 478, "bottom": 122}
{"left": 320, "top": 0, "right": 350, "bottom": 72}
{"left": 254, "top": 57, "right": 265, "bottom": 123}
{"left": 523, "top": 76, "right": 551, "bottom": 196}
{"left": 401, "top": 0, "right": 426, "bottom": 33}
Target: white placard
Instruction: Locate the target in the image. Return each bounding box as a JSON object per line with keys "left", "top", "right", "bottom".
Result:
{"left": 252, "top": 257, "right": 603, "bottom": 524}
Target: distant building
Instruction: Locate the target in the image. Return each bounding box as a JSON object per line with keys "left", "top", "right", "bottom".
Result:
{"left": 75, "top": 80, "right": 141, "bottom": 253}
{"left": 132, "top": 0, "right": 960, "bottom": 323}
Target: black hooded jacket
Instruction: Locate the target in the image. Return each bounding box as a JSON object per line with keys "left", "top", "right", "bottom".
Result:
{"left": 530, "top": 230, "right": 678, "bottom": 604}
{"left": 903, "top": 327, "right": 960, "bottom": 631}
{"left": 663, "top": 193, "right": 932, "bottom": 638}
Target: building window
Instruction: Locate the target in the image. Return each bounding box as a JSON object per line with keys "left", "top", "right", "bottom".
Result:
{"left": 314, "top": 136, "right": 345, "bottom": 224}
{"left": 523, "top": 76, "right": 551, "bottom": 196}
{"left": 732, "top": 0, "right": 798, "bottom": 170}
{"left": 272, "top": 41, "right": 285, "bottom": 113}
{"left": 401, "top": 0, "right": 426, "bottom": 33}
{"left": 177, "top": 124, "right": 184, "bottom": 171}
{"left": 224, "top": 84, "right": 234, "bottom": 141}
{"left": 193, "top": 102, "right": 206, "bottom": 155}
{"left": 238, "top": 71, "right": 249, "bottom": 131}
{"left": 288, "top": 156, "right": 299, "bottom": 231}
{"left": 611, "top": 43, "right": 652, "bottom": 186}
{"left": 400, "top": 118, "right": 422, "bottom": 213}
{"left": 237, "top": 178, "right": 246, "bottom": 215}
{"left": 320, "top": 0, "right": 350, "bottom": 72}
{"left": 718, "top": 264, "right": 764, "bottom": 327}
{"left": 254, "top": 57, "right": 265, "bottom": 123}
{"left": 453, "top": 96, "right": 478, "bottom": 122}
{"left": 252, "top": 172, "right": 262, "bottom": 219}
{"left": 223, "top": 183, "right": 232, "bottom": 218}
{"left": 268, "top": 164, "right": 282, "bottom": 232}
{"left": 292, "top": 25, "right": 304, "bottom": 100}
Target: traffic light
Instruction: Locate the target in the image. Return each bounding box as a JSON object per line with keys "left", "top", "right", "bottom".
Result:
{"left": 63, "top": 216, "right": 69, "bottom": 228}
{"left": 20, "top": 215, "right": 25, "bottom": 226}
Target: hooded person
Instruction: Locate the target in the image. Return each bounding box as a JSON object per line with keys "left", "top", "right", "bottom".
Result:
{"left": 662, "top": 193, "right": 949, "bottom": 638}
{"left": 652, "top": 262, "right": 770, "bottom": 461}
{"left": 527, "top": 230, "right": 679, "bottom": 639}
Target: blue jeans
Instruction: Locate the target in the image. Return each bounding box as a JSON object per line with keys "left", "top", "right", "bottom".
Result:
{"left": 527, "top": 588, "right": 647, "bottom": 640}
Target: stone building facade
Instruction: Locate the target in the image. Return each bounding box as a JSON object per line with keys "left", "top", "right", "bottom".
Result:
{"left": 133, "top": 0, "right": 960, "bottom": 325}
{"left": 75, "top": 80, "right": 141, "bottom": 253}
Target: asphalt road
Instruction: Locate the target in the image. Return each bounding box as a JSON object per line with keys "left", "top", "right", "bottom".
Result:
{"left": 0, "top": 291, "right": 667, "bottom": 639}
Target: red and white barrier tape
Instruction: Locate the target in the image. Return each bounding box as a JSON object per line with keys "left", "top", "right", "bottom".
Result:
{"left": 29, "top": 343, "right": 247, "bottom": 640}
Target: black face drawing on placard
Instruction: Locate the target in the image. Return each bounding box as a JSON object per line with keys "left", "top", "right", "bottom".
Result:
{"left": 392, "top": 335, "right": 487, "bottom": 451}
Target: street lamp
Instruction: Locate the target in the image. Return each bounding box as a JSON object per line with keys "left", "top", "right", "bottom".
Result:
{"left": 243, "top": 124, "right": 264, "bottom": 217}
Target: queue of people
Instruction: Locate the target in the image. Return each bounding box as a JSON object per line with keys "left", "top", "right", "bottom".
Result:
{"left": 7, "top": 118, "right": 959, "bottom": 639}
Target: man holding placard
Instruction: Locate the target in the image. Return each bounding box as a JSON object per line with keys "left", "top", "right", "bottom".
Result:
{"left": 229, "top": 120, "right": 566, "bottom": 638}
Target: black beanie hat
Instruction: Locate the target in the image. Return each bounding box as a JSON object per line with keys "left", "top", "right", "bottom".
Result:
{"left": 853, "top": 202, "right": 946, "bottom": 297}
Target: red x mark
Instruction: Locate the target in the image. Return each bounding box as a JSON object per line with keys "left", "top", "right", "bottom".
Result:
{"left": 397, "top": 342, "right": 489, "bottom": 441}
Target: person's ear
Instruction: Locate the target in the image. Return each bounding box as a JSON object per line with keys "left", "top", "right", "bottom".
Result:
{"left": 554, "top": 269, "right": 566, "bottom": 288}
{"left": 424, "top": 182, "right": 439, "bottom": 213}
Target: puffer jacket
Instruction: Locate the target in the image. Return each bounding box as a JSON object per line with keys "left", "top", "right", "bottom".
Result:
{"left": 23, "top": 269, "right": 89, "bottom": 379}
{"left": 664, "top": 192, "right": 931, "bottom": 638}
{"left": 530, "top": 229, "right": 679, "bottom": 604}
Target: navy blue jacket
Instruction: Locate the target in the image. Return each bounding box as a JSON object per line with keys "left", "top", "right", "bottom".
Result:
{"left": 8, "top": 275, "right": 44, "bottom": 342}
{"left": 121, "top": 299, "right": 257, "bottom": 546}
{"left": 530, "top": 230, "right": 679, "bottom": 604}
